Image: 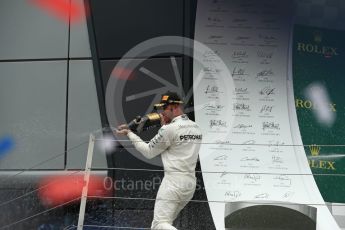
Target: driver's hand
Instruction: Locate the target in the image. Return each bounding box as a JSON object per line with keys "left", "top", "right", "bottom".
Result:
{"left": 116, "top": 129, "right": 130, "bottom": 135}
{"left": 118, "top": 124, "right": 129, "bottom": 130}
{"left": 114, "top": 124, "right": 131, "bottom": 136}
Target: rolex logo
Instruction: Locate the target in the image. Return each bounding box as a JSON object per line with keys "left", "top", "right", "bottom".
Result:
{"left": 313, "top": 31, "right": 322, "bottom": 43}
{"left": 309, "top": 144, "right": 320, "bottom": 156}
{"left": 308, "top": 145, "right": 336, "bottom": 170}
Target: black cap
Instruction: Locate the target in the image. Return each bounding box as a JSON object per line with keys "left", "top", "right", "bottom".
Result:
{"left": 153, "top": 91, "right": 184, "bottom": 110}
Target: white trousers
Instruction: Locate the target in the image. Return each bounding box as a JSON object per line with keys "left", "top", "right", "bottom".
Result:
{"left": 151, "top": 175, "right": 196, "bottom": 230}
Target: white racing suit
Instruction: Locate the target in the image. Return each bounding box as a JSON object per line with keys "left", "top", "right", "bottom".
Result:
{"left": 127, "top": 114, "right": 202, "bottom": 230}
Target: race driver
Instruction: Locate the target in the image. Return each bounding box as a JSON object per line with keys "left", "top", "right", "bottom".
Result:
{"left": 116, "top": 91, "right": 202, "bottom": 230}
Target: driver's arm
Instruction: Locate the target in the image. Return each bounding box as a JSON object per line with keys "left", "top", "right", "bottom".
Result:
{"left": 127, "top": 126, "right": 172, "bottom": 159}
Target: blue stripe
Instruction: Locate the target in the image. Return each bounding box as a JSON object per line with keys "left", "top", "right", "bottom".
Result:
{"left": 0, "top": 136, "right": 15, "bottom": 157}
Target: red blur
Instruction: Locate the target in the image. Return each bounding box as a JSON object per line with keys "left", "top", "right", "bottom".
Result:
{"left": 111, "top": 67, "right": 136, "bottom": 80}
{"left": 29, "top": 0, "right": 87, "bottom": 24}
{"left": 38, "top": 175, "right": 111, "bottom": 207}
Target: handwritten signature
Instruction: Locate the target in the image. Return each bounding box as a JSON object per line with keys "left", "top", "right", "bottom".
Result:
{"left": 259, "top": 34, "right": 276, "bottom": 41}
{"left": 259, "top": 86, "right": 276, "bottom": 96}
{"left": 260, "top": 105, "right": 274, "bottom": 113}
{"left": 268, "top": 140, "right": 285, "bottom": 146}
{"left": 254, "top": 193, "right": 269, "bottom": 199}
{"left": 209, "top": 35, "right": 223, "bottom": 40}
{"left": 207, "top": 16, "right": 221, "bottom": 23}
{"left": 272, "top": 155, "right": 283, "bottom": 163}
{"left": 233, "top": 103, "right": 250, "bottom": 111}
{"left": 205, "top": 85, "right": 222, "bottom": 94}
{"left": 282, "top": 191, "right": 294, "bottom": 199}
{"left": 257, "top": 51, "right": 273, "bottom": 59}
{"left": 240, "top": 156, "right": 260, "bottom": 162}
{"left": 273, "top": 175, "right": 291, "bottom": 186}
{"left": 203, "top": 103, "right": 224, "bottom": 110}
{"left": 257, "top": 69, "right": 274, "bottom": 77}
{"left": 244, "top": 174, "right": 261, "bottom": 182}
{"left": 233, "top": 124, "right": 253, "bottom": 129}
{"left": 232, "top": 51, "right": 248, "bottom": 59}
{"left": 214, "top": 154, "right": 228, "bottom": 161}
{"left": 262, "top": 122, "right": 280, "bottom": 131}
{"left": 216, "top": 140, "right": 231, "bottom": 145}
{"left": 203, "top": 50, "right": 218, "bottom": 58}
{"left": 232, "top": 67, "right": 247, "bottom": 76}
{"left": 225, "top": 190, "right": 242, "bottom": 199}
{"left": 209, "top": 119, "right": 227, "bottom": 128}
{"left": 235, "top": 87, "right": 249, "bottom": 94}
{"left": 204, "top": 67, "right": 222, "bottom": 74}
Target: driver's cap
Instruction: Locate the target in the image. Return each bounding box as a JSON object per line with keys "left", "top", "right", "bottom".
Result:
{"left": 153, "top": 91, "right": 184, "bottom": 110}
